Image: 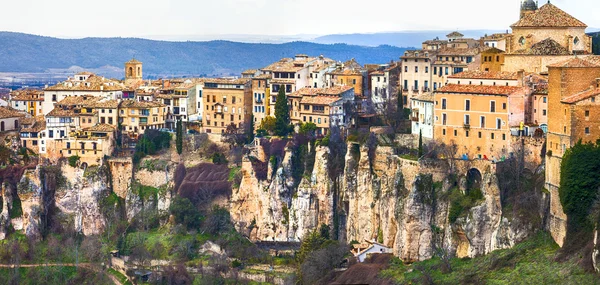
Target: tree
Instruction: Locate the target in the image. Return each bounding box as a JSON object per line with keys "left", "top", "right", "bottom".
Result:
{"left": 418, "top": 130, "right": 423, "bottom": 158}
{"left": 176, "top": 119, "right": 183, "bottom": 155}
{"left": 259, "top": 116, "right": 277, "bottom": 135}
{"left": 299, "top": 122, "right": 317, "bottom": 137}
{"left": 169, "top": 196, "right": 202, "bottom": 229}
{"left": 274, "top": 88, "right": 291, "bottom": 137}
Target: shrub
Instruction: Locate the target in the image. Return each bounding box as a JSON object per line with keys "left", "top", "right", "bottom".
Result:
{"left": 68, "top": 156, "right": 80, "bottom": 168}
{"left": 170, "top": 196, "right": 202, "bottom": 229}
{"left": 212, "top": 152, "right": 228, "bottom": 165}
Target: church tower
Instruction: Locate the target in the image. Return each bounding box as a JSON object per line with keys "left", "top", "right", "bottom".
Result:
{"left": 520, "top": 0, "right": 538, "bottom": 19}
{"left": 125, "top": 59, "right": 143, "bottom": 84}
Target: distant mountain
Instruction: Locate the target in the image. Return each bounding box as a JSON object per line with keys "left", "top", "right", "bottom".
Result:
{"left": 0, "top": 32, "right": 412, "bottom": 78}
{"left": 312, "top": 30, "right": 506, "bottom": 47}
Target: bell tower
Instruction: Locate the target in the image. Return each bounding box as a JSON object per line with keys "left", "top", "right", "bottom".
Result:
{"left": 520, "top": 0, "right": 538, "bottom": 19}
{"left": 125, "top": 59, "right": 143, "bottom": 84}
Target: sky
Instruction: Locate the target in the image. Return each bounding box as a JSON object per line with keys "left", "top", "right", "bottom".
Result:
{"left": 1, "top": 0, "right": 598, "bottom": 39}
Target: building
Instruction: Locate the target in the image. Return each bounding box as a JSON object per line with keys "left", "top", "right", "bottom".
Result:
{"left": 544, "top": 56, "right": 600, "bottom": 246}
{"left": 503, "top": 3, "right": 592, "bottom": 73}
{"left": 10, "top": 89, "right": 44, "bottom": 116}
{"left": 20, "top": 116, "right": 45, "bottom": 153}
{"left": 90, "top": 99, "right": 120, "bottom": 127}
{"left": 481, "top": 33, "right": 510, "bottom": 51}
{"left": 261, "top": 55, "right": 317, "bottom": 95}
{"left": 125, "top": 59, "right": 143, "bottom": 86}
{"left": 411, "top": 93, "right": 434, "bottom": 139}
{"left": 119, "top": 100, "right": 167, "bottom": 138}
{"left": 480, "top": 48, "right": 505, "bottom": 72}
{"left": 251, "top": 75, "right": 271, "bottom": 128}
{"left": 291, "top": 86, "right": 355, "bottom": 134}
{"left": 0, "top": 107, "right": 25, "bottom": 132}
{"left": 431, "top": 47, "right": 482, "bottom": 91}
{"left": 60, "top": 124, "right": 116, "bottom": 166}
{"left": 352, "top": 240, "right": 393, "bottom": 263}
{"left": 434, "top": 84, "right": 530, "bottom": 159}
{"left": 202, "top": 78, "right": 252, "bottom": 134}
{"left": 370, "top": 62, "right": 401, "bottom": 111}
{"left": 43, "top": 72, "right": 124, "bottom": 115}
{"left": 156, "top": 82, "right": 194, "bottom": 128}
{"left": 45, "top": 95, "right": 102, "bottom": 141}
{"left": 327, "top": 59, "right": 366, "bottom": 96}
{"left": 400, "top": 50, "right": 435, "bottom": 108}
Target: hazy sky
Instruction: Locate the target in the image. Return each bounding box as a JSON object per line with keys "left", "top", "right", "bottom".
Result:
{"left": 2, "top": 0, "right": 597, "bottom": 39}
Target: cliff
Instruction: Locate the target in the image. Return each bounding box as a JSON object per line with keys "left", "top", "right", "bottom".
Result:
{"left": 231, "top": 141, "right": 546, "bottom": 261}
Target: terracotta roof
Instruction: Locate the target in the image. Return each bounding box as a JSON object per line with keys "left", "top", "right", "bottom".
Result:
{"left": 253, "top": 74, "right": 272, "bottom": 80}
{"left": 83, "top": 124, "right": 116, "bottom": 132}
{"left": 449, "top": 71, "right": 519, "bottom": 80}
{"left": 300, "top": 95, "right": 341, "bottom": 106}
{"left": 547, "top": 56, "right": 600, "bottom": 68}
{"left": 10, "top": 89, "right": 44, "bottom": 101}
{"left": 436, "top": 84, "right": 523, "bottom": 96}
{"left": 437, "top": 47, "right": 482, "bottom": 56}
{"left": 242, "top": 69, "right": 258, "bottom": 75}
{"left": 262, "top": 58, "right": 311, "bottom": 73}
{"left": 270, "top": 79, "right": 296, "bottom": 85}
{"left": 290, "top": 86, "right": 354, "bottom": 97}
{"left": 75, "top": 71, "right": 94, "bottom": 76}
{"left": 511, "top": 38, "right": 570, "bottom": 55}
{"left": 561, "top": 88, "right": 600, "bottom": 104}
{"left": 481, "top": 33, "right": 510, "bottom": 41}
{"left": 412, "top": 93, "right": 434, "bottom": 102}
{"left": 370, "top": 71, "right": 385, "bottom": 76}
{"left": 447, "top": 31, "right": 464, "bottom": 38}
{"left": 47, "top": 108, "right": 77, "bottom": 118}
{"left": 511, "top": 3, "right": 587, "bottom": 28}
{"left": 119, "top": 100, "right": 165, "bottom": 109}
{"left": 0, "top": 107, "right": 25, "bottom": 119}
{"left": 21, "top": 117, "right": 46, "bottom": 133}
{"left": 87, "top": 99, "right": 120, "bottom": 109}
{"left": 56, "top": 95, "right": 102, "bottom": 106}
{"left": 45, "top": 74, "right": 124, "bottom": 91}
{"left": 401, "top": 50, "right": 432, "bottom": 58}
{"left": 329, "top": 69, "right": 363, "bottom": 76}
{"left": 203, "top": 78, "right": 251, "bottom": 85}
{"left": 126, "top": 59, "right": 142, "bottom": 64}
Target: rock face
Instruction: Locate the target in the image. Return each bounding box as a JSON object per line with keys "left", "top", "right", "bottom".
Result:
{"left": 231, "top": 141, "right": 544, "bottom": 261}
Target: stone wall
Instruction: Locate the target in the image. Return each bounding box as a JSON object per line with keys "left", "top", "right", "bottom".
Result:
{"left": 108, "top": 157, "right": 133, "bottom": 199}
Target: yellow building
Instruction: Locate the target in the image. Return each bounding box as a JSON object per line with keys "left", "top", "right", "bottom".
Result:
{"left": 10, "top": 89, "right": 44, "bottom": 116}
{"left": 202, "top": 78, "right": 252, "bottom": 134}
{"left": 125, "top": 59, "right": 143, "bottom": 86}
{"left": 480, "top": 48, "right": 505, "bottom": 72}
{"left": 119, "top": 100, "right": 167, "bottom": 138}
{"left": 328, "top": 69, "right": 364, "bottom": 97}
{"left": 434, "top": 84, "right": 529, "bottom": 159}
{"left": 251, "top": 75, "right": 271, "bottom": 128}
{"left": 61, "top": 124, "right": 116, "bottom": 166}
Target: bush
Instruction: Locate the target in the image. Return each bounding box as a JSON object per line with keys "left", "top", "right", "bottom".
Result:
{"left": 212, "top": 152, "right": 228, "bottom": 165}
{"left": 448, "top": 187, "right": 484, "bottom": 223}
{"left": 68, "top": 156, "right": 80, "bottom": 168}
{"left": 170, "top": 196, "right": 202, "bottom": 229}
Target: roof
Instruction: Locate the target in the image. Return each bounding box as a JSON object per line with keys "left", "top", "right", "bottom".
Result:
{"left": 241, "top": 69, "right": 258, "bottom": 75}
{"left": 300, "top": 95, "right": 341, "bottom": 106}
{"left": 87, "top": 99, "right": 120, "bottom": 109}
{"left": 561, "top": 88, "right": 600, "bottom": 104}
{"left": 83, "top": 124, "right": 116, "bottom": 132}
{"left": 481, "top": 33, "right": 510, "bottom": 41}
{"left": 329, "top": 69, "right": 363, "bottom": 76}
{"left": 10, "top": 89, "right": 44, "bottom": 101}
{"left": 436, "top": 84, "right": 524, "bottom": 96}
{"left": 262, "top": 58, "right": 312, "bottom": 73}
{"left": 412, "top": 93, "right": 434, "bottom": 102}
{"left": 547, "top": 56, "right": 600, "bottom": 68}
{"left": 290, "top": 86, "right": 354, "bottom": 97}
{"left": 20, "top": 117, "right": 45, "bottom": 133}
{"left": 511, "top": 3, "right": 587, "bottom": 28}
{"left": 447, "top": 31, "right": 464, "bottom": 38}
{"left": 203, "top": 78, "right": 251, "bottom": 85}
{"left": 511, "top": 38, "right": 570, "bottom": 55}
{"left": 437, "top": 47, "right": 482, "bottom": 56}
{"left": 119, "top": 100, "right": 165, "bottom": 109}
{"left": 126, "top": 59, "right": 142, "bottom": 64}
{"left": 47, "top": 108, "right": 77, "bottom": 118}
{"left": 449, "top": 71, "right": 519, "bottom": 80}
{"left": 401, "top": 50, "right": 432, "bottom": 58}
{"left": 0, "top": 107, "right": 25, "bottom": 119}
{"left": 56, "top": 95, "right": 102, "bottom": 106}
{"left": 45, "top": 74, "right": 124, "bottom": 91}
{"left": 75, "top": 71, "right": 94, "bottom": 76}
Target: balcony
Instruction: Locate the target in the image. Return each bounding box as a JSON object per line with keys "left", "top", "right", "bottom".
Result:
{"left": 463, "top": 124, "right": 471, "bottom": 130}
{"left": 422, "top": 87, "right": 430, "bottom": 92}
{"left": 313, "top": 109, "right": 325, "bottom": 114}
{"left": 255, "top": 98, "right": 263, "bottom": 104}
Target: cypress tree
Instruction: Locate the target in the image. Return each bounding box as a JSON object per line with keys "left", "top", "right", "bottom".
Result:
{"left": 176, "top": 119, "right": 183, "bottom": 155}
{"left": 274, "top": 88, "right": 291, "bottom": 137}
{"left": 418, "top": 129, "right": 423, "bottom": 158}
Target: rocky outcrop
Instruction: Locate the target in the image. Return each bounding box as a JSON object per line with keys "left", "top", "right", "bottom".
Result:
{"left": 231, "top": 140, "right": 544, "bottom": 262}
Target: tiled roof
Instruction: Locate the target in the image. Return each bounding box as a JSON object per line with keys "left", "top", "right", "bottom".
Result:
{"left": 83, "top": 124, "right": 116, "bottom": 132}
{"left": 56, "top": 95, "right": 102, "bottom": 106}
{"left": 370, "top": 71, "right": 385, "bottom": 76}
{"left": 47, "top": 108, "right": 77, "bottom": 118}
{"left": 329, "top": 69, "right": 363, "bottom": 76}
{"left": 547, "top": 56, "right": 600, "bottom": 68}
{"left": 300, "top": 95, "right": 341, "bottom": 106}
{"left": 511, "top": 3, "right": 587, "bottom": 28}
{"left": 21, "top": 117, "right": 46, "bottom": 133}
{"left": 412, "top": 93, "right": 434, "bottom": 102}
{"left": 436, "top": 84, "right": 523, "bottom": 96}
{"left": 262, "top": 58, "right": 311, "bottom": 73}
{"left": 511, "top": 38, "right": 570, "bottom": 55}
{"left": 119, "top": 100, "right": 165, "bottom": 109}
{"left": 203, "top": 78, "right": 251, "bottom": 85}
{"left": 561, "top": 88, "right": 600, "bottom": 104}
{"left": 75, "top": 71, "right": 94, "bottom": 76}
{"left": 0, "top": 107, "right": 25, "bottom": 119}
{"left": 481, "top": 33, "right": 510, "bottom": 41}
{"left": 45, "top": 74, "right": 124, "bottom": 91}
{"left": 87, "top": 99, "right": 120, "bottom": 109}
{"left": 242, "top": 69, "right": 258, "bottom": 75}
{"left": 10, "top": 89, "right": 44, "bottom": 101}
{"left": 401, "top": 50, "right": 432, "bottom": 58}
{"left": 270, "top": 79, "right": 296, "bottom": 84}
{"left": 437, "top": 47, "right": 482, "bottom": 56}
{"left": 447, "top": 31, "right": 464, "bottom": 38}
{"left": 253, "top": 74, "right": 272, "bottom": 80}
{"left": 449, "top": 71, "right": 519, "bottom": 80}
{"left": 290, "top": 86, "right": 354, "bottom": 97}
{"left": 126, "top": 59, "right": 142, "bottom": 64}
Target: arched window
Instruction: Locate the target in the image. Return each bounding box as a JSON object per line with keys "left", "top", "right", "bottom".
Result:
{"left": 128, "top": 67, "right": 133, "bottom": 77}
{"left": 574, "top": 37, "right": 580, "bottom": 45}
{"left": 137, "top": 67, "right": 141, "bottom": 76}
{"left": 519, "top": 37, "right": 526, "bottom": 46}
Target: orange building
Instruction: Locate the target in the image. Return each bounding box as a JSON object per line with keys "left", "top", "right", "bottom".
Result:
{"left": 203, "top": 78, "right": 252, "bottom": 134}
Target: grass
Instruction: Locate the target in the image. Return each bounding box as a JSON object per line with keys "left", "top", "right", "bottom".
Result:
{"left": 108, "top": 268, "right": 132, "bottom": 285}
{"left": 399, "top": 154, "right": 419, "bottom": 161}
{"left": 380, "top": 232, "right": 600, "bottom": 285}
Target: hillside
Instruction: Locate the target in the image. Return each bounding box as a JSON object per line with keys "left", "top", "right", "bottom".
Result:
{"left": 312, "top": 30, "right": 503, "bottom": 47}
{"left": 0, "top": 32, "right": 410, "bottom": 78}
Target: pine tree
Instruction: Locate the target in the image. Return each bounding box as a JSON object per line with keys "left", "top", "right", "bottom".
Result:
{"left": 418, "top": 129, "right": 423, "bottom": 158}
{"left": 274, "top": 88, "right": 291, "bottom": 137}
{"left": 176, "top": 119, "right": 183, "bottom": 155}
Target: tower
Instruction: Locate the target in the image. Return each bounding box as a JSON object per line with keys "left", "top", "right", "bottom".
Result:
{"left": 125, "top": 59, "right": 143, "bottom": 82}
{"left": 520, "top": 0, "right": 538, "bottom": 19}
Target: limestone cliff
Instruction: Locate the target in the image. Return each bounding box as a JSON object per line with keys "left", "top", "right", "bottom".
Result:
{"left": 231, "top": 141, "right": 545, "bottom": 262}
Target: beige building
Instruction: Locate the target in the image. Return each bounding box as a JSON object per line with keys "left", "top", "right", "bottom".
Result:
{"left": 119, "top": 100, "right": 167, "bottom": 138}
{"left": 10, "top": 89, "right": 44, "bottom": 116}
{"left": 400, "top": 50, "right": 435, "bottom": 108}
{"left": 431, "top": 48, "right": 482, "bottom": 91}
{"left": 60, "top": 124, "right": 116, "bottom": 166}
{"left": 202, "top": 78, "right": 252, "bottom": 134}
{"left": 20, "top": 116, "right": 45, "bottom": 153}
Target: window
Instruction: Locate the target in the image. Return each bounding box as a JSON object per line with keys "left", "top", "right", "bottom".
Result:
{"left": 414, "top": 80, "right": 419, "bottom": 91}
{"left": 454, "top": 130, "right": 458, "bottom": 136}
{"left": 52, "top": 94, "right": 57, "bottom": 102}
{"left": 543, "top": 109, "right": 547, "bottom": 116}
{"left": 491, "top": 133, "right": 495, "bottom": 139}
{"left": 585, "top": 127, "right": 590, "bottom": 134}
{"left": 415, "top": 66, "right": 419, "bottom": 73}
{"left": 352, "top": 79, "right": 356, "bottom": 85}
{"left": 480, "top": 116, "right": 486, "bottom": 128}
{"left": 433, "top": 67, "right": 437, "bottom": 75}
{"left": 445, "top": 67, "right": 449, "bottom": 75}
{"left": 586, "top": 110, "right": 590, "bottom": 118}
{"left": 465, "top": 100, "right": 470, "bottom": 111}
{"left": 490, "top": 101, "right": 496, "bottom": 112}
{"left": 502, "top": 134, "right": 506, "bottom": 140}
{"left": 404, "top": 80, "right": 408, "bottom": 90}
{"left": 466, "top": 131, "right": 469, "bottom": 137}
{"left": 496, "top": 118, "right": 502, "bottom": 129}
{"left": 519, "top": 36, "right": 525, "bottom": 46}
{"left": 442, "top": 113, "right": 447, "bottom": 125}
{"left": 404, "top": 66, "right": 408, "bottom": 72}
{"left": 502, "top": 103, "right": 506, "bottom": 110}
{"left": 574, "top": 37, "right": 580, "bottom": 45}
{"left": 543, "top": 97, "right": 547, "bottom": 103}
{"left": 442, "top": 129, "right": 446, "bottom": 136}
{"left": 478, "top": 132, "right": 482, "bottom": 138}
{"left": 464, "top": 115, "right": 470, "bottom": 125}
{"left": 442, "top": 98, "right": 447, "bottom": 110}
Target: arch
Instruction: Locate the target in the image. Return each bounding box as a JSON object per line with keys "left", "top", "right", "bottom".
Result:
{"left": 128, "top": 67, "right": 133, "bottom": 77}
{"left": 574, "top": 36, "right": 580, "bottom": 46}
{"left": 137, "top": 67, "right": 141, "bottom": 77}
{"left": 539, "top": 124, "right": 548, "bottom": 134}
{"left": 80, "top": 162, "right": 88, "bottom": 170}
{"left": 466, "top": 168, "right": 483, "bottom": 192}
{"left": 519, "top": 36, "right": 526, "bottom": 46}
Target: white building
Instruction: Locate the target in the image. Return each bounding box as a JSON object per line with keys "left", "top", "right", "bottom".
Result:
{"left": 0, "top": 107, "right": 24, "bottom": 132}
{"left": 42, "top": 72, "right": 124, "bottom": 115}
{"left": 352, "top": 241, "right": 393, "bottom": 263}
{"left": 411, "top": 93, "right": 434, "bottom": 139}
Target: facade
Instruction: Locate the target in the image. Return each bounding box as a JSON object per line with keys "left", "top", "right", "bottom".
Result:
{"left": 434, "top": 84, "right": 530, "bottom": 159}
{"left": 10, "top": 89, "right": 44, "bottom": 116}
{"left": 0, "top": 107, "right": 25, "bottom": 132}
{"left": 125, "top": 59, "right": 143, "bottom": 86}
{"left": 503, "top": 3, "right": 592, "bottom": 73}
{"left": 400, "top": 50, "right": 434, "bottom": 108}
{"left": 352, "top": 241, "right": 393, "bottom": 263}
{"left": 20, "top": 116, "right": 45, "bottom": 154}
{"left": 431, "top": 48, "right": 482, "bottom": 91}
{"left": 370, "top": 63, "right": 401, "bottom": 111}
{"left": 411, "top": 93, "right": 434, "bottom": 139}
{"left": 251, "top": 75, "right": 271, "bottom": 127}
{"left": 60, "top": 124, "right": 116, "bottom": 166}
{"left": 119, "top": 100, "right": 167, "bottom": 138}
{"left": 202, "top": 78, "right": 252, "bottom": 134}
{"left": 481, "top": 33, "right": 509, "bottom": 51}
{"left": 480, "top": 48, "right": 505, "bottom": 72}
{"left": 291, "top": 86, "right": 355, "bottom": 134}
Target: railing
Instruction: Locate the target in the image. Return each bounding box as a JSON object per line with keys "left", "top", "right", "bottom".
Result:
{"left": 313, "top": 109, "right": 325, "bottom": 114}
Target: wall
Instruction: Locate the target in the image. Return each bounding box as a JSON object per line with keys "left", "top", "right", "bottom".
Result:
{"left": 108, "top": 157, "right": 133, "bottom": 199}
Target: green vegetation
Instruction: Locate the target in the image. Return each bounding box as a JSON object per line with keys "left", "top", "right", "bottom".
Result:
{"left": 176, "top": 119, "right": 183, "bottom": 155}
{"left": 10, "top": 195, "right": 23, "bottom": 219}
{"left": 560, "top": 140, "right": 600, "bottom": 236}
{"left": 298, "top": 122, "right": 317, "bottom": 136}
{"left": 67, "top": 155, "right": 80, "bottom": 168}
{"left": 133, "top": 130, "right": 172, "bottom": 164}
{"left": 380, "top": 232, "right": 600, "bottom": 285}
{"left": 211, "top": 152, "right": 228, "bottom": 165}
{"left": 169, "top": 196, "right": 203, "bottom": 229}
{"left": 274, "top": 88, "right": 291, "bottom": 137}
{"left": 108, "top": 268, "right": 132, "bottom": 285}
{"left": 138, "top": 159, "right": 168, "bottom": 172}
{"left": 418, "top": 129, "right": 423, "bottom": 158}
{"left": 447, "top": 187, "right": 484, "bottom": 223}
{"left": 0, "top": 266, "right": 111, "bottom": 285}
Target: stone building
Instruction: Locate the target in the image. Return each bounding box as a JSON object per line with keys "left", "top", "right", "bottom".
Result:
{"left": 10, "top": 89, "right": 44, "bottom": 116}
{"left": 289, "top": 86, "right": 355, "bottom": 134}
{"left": 370, "top": 62, "right": 401, "bottom": 112}
{"left": 411, "top": 93, "right": 434, "bottom": 139}
{"left": 125, "top": 59, "right": 143, "bottom": 86}
{"left": 202, "top": 78, "right": 252, "bottom": 134}
{"left": 400, "top": 50, "right": 435, "bottom": 108}
{"left": 118, "top": 100, "right": 167, "bottom": 138}
{"left": 251, "top": 75, "right": 271, "bottom": 128}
